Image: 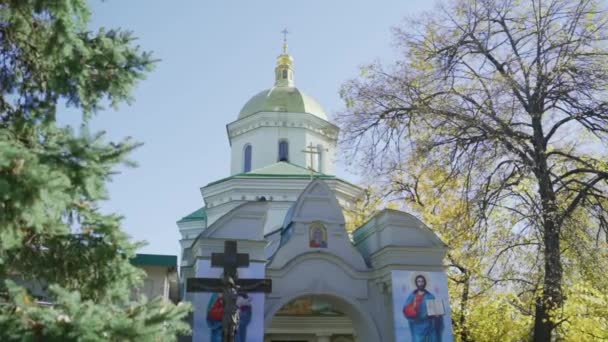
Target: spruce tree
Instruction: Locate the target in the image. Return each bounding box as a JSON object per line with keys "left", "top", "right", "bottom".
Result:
{"left": 0, "top": 0, "right": 190, "bottom": 340}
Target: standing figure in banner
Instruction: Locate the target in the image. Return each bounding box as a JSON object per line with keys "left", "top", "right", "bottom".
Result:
{"left": 206, "top": 293, "right": 224, "bottom": 342}
{"left": 403, "top": 275, "right": 443, "bottom": 342}
{"left": 206, "top": 292, "right": 253, "bottom": 342}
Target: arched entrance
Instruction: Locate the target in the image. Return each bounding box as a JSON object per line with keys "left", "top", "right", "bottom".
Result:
{"left": 264, "top": 292, "right": 381, "bottom": 342}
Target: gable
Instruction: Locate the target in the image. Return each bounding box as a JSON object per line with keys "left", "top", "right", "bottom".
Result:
{"left": 269, "top": 180, "right": 367, "bottom": 271}
{"left": 289, "top": 180, "right": 345, "bottom": 225}
{"left": 198, "top": 201, "right": 269, "bottom": 241}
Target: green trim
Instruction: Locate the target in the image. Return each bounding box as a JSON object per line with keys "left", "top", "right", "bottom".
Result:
{"left": 242, "top": 173, "right": 334, "bottom": 178}
{"left": 177, "top": 207, "right": 206, "bottom": 223}
{"left": 131, "top": 254, "right": 177, "bottom": 268}
{"left": 206, "top": 173, "right": 335, "bottom": 187}
{"left": 205, "top": 162, "right": 336, "bottom": 187}
{"left": 352, "top": 224, "right": 376, "bottom": 245}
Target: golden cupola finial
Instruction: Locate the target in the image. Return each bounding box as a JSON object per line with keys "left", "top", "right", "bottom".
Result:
{"left": 275, "top": 28, "right": 294, "bottom": 87}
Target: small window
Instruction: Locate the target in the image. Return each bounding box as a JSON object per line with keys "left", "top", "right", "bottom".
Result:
{"left": 243, "top": 144, "right": 252, "bottom": 172}
{"left": 278, "top": 140, "right": 289, "bottom": 162}
{"left": 282, "top": 69, "right": 288, "bottom": 79}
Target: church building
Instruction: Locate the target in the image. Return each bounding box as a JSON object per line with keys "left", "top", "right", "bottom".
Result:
{"left": 178, "top": 39, "right": 454, "bottom": 342}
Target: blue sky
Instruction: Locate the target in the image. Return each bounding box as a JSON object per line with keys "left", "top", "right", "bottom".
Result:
{"left": 79, "top": 0, "right": 434, "bottom": 256}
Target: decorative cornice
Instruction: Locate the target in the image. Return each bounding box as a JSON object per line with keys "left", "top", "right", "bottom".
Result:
{"left": 353, "top": 209, "right": 448, "bottom": 248}
{"left": 369, "top": 245, "right": 447, "bottom": 270}
{"left": 201, "top": 177, "right": 364, "bottom": 209}
{"left": 226, "top": 111, "right": 339, "bottom": 144}
{"left": 267, "top": 252, "right": 369, "bottom": 279}
{"left": 266, "top": 250, "right": 445, "bottom": 281}
{"left": 370, "top": 245, "right": 448, "bottom": 259}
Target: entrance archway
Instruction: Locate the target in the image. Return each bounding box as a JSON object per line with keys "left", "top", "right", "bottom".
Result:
{"left": 264, "top": 292, "right": 381, "bottom": 342}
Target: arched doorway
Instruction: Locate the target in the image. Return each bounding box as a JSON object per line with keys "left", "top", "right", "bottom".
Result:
{"left": 264, "top": 293, "right": 381, "bottom": 342}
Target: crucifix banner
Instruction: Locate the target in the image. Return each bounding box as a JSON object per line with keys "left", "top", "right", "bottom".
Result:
{"left": 192, "top": 259, "right": 266, "bottom": 342}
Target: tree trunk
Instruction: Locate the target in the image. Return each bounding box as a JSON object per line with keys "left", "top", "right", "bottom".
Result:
{"left": 531, "top": 114, "right": 563, "bottom": 342}
{"left": 459, "top": 272, "right": 472, "bottom": 342}
{"left": 533, "top": 220, "right": 562, "bottom": 341}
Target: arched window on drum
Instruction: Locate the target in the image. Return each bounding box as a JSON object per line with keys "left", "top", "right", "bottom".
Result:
{"left": 243, "top": 144, "right": 252, "bottom": 172}
{"left": 278, "top": 140, "right": 289, "bottom": 162}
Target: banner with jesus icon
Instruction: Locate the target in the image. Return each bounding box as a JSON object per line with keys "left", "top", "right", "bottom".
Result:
{"left": 391, "top": 270, "right": 454, "bottom": 342}
{"left": 192, "top": 259, "right": 265, "bottom": 342}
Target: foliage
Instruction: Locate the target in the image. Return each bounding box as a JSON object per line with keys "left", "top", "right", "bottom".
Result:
{"left": 558, "top": 280, "right": 608, "bottom": 341}
{"left": 1, "top": 281, "right": 189, "bottom": 341}
{"left": 385, "top": 159, "right": 535, "bottom": 341}
{"left": 338, "top": 0, "right": 608, "bottom": 340}
{"left": 463, "top": 292, "right": 532, "bottom": 341}
{"left": 343, "top": 186, "right": 392, "bottom": 232}
{"left": 0, "top": 0, "right": 190, "bottom": 340}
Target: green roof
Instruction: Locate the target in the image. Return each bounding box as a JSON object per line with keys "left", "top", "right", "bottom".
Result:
{"left": 243, "top": 161, "right": 327, "bottom": 176}
{"left": 177, "top": 207, "right": 207, "bottom": 223}
{"left": 239, "top": 87, "right": 327, "bottom": 120}
{"left": 130, "top": 254, "right": 177, "bottom": 268}
{"left": 206, "top": 162, "right": 335, "bottom": 187}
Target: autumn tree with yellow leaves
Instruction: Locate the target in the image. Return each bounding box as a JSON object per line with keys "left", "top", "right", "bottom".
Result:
{"left": 338, "top": 0, "right": 608, "bottom": 340}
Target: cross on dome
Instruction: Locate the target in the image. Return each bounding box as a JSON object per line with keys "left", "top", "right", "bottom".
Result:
{"left": 275, "top": 29, "right": 294, "bottom": 87}
{"left": 281, "top": 28, "right": 289, "bottom": 53}
{"left": 237, "top": 30, "right": 329, "bottom": 121}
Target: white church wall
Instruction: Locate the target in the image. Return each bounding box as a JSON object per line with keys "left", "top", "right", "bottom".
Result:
{"left": 204, "top": 201, "right": 243, "bottom": 227}
{"left": 201, "top": 202, "right": 268, "bottom": 241}
{"left": 267, "top": 254, "right": 368, "bottom": 300}
{"left": 203, "top": 199, "right": 289, "bottom": 235}
{"left": 177, "top": 219, "right": 206, "bottom": 243}
{"left": 227, "top": 112, "right": 338, "bottom": 175}
{"left": 200, "top": 177, "right": 363, "bottom": 230}
{"left": 291, "top": 181, "right": 346, "bottom": 223}
{"left": 269, "top": 221, "right": 368, "bottom": 272}
{"left": 179, "top": 237, "right": 194, "bottom": 250}
{"left": 369, "top": 246, "right": 447, "bottom": 269}
{"left": 303, "top": 130, "right": 336, "bottom": 175}
{"left": 366, "top": 277, "right": 398, "bottom": 341}
{"left": 232, "top": 127, "right": 275, "bottom": 174}
{"left": 263, "top": 229, "right": 282, "bottom": 260}
{"left": 192, "top": 239, "right": 268, "bottom": 265}
{"left": 206, "top": 217, "right": 263, "bottom": 240}
{"left": 229, "top": 120, "right": 307, "bottom": 174}
{"left": 268, "top": 180, "right": 368, "bottom": 271}
{"left": 297, "top": 200, "right": 342, "bottom": 222}
{"left": 262, "top": 202, "right": 292, "bottom": 234}
{"left": 353, "top": 209, "right": 447, "bottom": 265}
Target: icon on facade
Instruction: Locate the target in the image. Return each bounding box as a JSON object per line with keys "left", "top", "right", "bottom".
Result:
{"left": 392, "top": 271, "right": 453, "bottom": 341}
{"left": 309, "top": 221, "right": 328, "bottom": 248}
